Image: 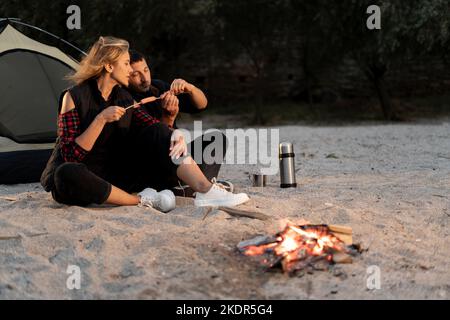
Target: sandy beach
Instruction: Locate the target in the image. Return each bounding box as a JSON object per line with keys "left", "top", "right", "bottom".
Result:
{"left": 0, "top": 121, "right": 449, "bottom": 299}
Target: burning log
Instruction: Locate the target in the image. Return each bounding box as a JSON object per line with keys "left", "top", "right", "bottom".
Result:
{"left": 237, "top": 235, "right": 278, "bottom": 249}
{"left": 238, "top": 224, "right": 361, "bottom": 275}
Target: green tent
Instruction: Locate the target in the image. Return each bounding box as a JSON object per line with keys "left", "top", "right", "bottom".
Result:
{"left": 0, "top": 20, "right": 80, "bottom": 184}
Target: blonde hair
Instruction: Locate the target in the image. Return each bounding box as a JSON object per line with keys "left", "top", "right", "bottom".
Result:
{"left": 69, "top": 36, "right": 129, "bottom": 85}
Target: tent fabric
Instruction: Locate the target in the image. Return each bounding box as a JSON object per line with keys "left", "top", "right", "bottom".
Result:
{"left": 0, "top": 149, "right": 53, "bottom": 184}
{"left": 0, "top": 51, "right": 74, "bottom": 142}
{"left": 0, "top": 24, "right": 79, "bottom": 69}
{"left": 0, "top": 136, "right": 53, "bottom": 152}
{"left": 0, "top": 24, "right": 78, "bottom": 143}
{"left": 0, "top": 137, "right": 54, "bottom": 184}
{"left": 0, "top": 23, "right": 79, "bottom": 184}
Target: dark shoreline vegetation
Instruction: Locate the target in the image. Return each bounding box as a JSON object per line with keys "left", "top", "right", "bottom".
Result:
{"left": 1, "top": 0, "right": 449, "bottom": 123}
{"left": 180, "top": 94, "right": 450, "bottom": 127}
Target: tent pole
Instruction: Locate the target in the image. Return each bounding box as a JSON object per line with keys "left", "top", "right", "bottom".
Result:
{"left": 1, "top": 18, "right": 87, "bottom": 57}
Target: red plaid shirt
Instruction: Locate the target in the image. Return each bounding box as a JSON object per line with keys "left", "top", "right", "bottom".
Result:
{"left": 58, "top": 106, "right": 159, "bottom": 162}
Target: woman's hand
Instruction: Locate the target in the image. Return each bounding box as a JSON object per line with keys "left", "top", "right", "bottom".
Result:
{"left": 75, "top": 106, "right": 125, "bottom": 153}
{"left": 169, "top": 129, "right": 187, "bottom": 160}
{"left": 97, "top": 106, "right": 126, "bottom": 123}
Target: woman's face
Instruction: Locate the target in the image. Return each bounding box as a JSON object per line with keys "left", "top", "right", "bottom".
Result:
{"left": 110, "top": 52, "right": 133, "bottom": 87}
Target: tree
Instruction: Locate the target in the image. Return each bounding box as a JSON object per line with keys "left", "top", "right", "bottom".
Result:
{"left": 317, "top": 0, "right": 450, "bottom": 120}
{"left": 213, "top": 0, "right": 290, "bottom": 123}
{"left": 285, "top": 0, "right": 343, "bottom": 107}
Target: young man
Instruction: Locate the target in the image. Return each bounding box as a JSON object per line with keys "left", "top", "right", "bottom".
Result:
{"left": 127, "top": 50, "right": 207, "bottom": 129}
{"left": 127, "top": 50, "right": 231, "bottom": 196}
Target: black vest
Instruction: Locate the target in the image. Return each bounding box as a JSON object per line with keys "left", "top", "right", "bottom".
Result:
{"left": 40, "top": 78, "right": 134, "bottom": 191}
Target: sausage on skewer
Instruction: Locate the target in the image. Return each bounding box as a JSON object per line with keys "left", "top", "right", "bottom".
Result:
{"left": 124, "top": 96, "right": 160, "bottom": 111}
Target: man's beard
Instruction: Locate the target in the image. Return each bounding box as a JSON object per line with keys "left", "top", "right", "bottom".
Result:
{"left": 139, "top": 82, "right": 150, "bottom": 92}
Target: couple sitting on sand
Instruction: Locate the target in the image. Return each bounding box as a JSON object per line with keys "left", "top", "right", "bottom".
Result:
{"left": 40, "top": 36, "right": 249, "bottom": 212}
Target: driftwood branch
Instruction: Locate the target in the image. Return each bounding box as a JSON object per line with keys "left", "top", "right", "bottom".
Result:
{"left": 0, "top": 196, "right": 17, "bottom": 201}
{"left": 175, "top": 197, "right": 271, "bottom": 221}
{"left": 218, "top": 206, "right": 271, "bottom": 221}
{"left": 202, "top": 207, "right": 213, "bottom": 221}
{"left": 0, "top": 232, "right": 48, "bottom": 241}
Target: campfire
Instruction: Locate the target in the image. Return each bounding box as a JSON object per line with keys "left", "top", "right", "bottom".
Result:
{"left": 237, "top": 224, "right": 362, "bottom": 276}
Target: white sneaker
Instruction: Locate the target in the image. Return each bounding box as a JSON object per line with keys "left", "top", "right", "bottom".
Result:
{"left": 138, "top": 188, "right": 176, "bottom": 213}
{"left": 194, "top": 183, "right": 249, "bottom": 207}
{"left": 172, "top": 178, "right": 234, "bottom": 198}
{"left": 211, "top": 178, "right": 234, "bottom": 193}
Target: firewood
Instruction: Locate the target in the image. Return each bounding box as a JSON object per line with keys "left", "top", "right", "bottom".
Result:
{"left": 237, "top": 235, "right": 278, "bottom": 251}
{"left": 332, "top": 252, "right": 353, "bottom": 264}
{"left": 328, "top": 225, "right": 352, "bottom": 235}
{"left": 332, "top": 233, "right": 352, "bottom": 245}
{"left": 329, "top": 224, "right": 353, "bottom": 245}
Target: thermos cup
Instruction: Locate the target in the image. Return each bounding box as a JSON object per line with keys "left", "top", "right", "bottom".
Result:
{"left": 279, "top": 142, "right": 297, "bottom": 188}
{"left": 250, "top": 174, "right": 267, "bottom": 187}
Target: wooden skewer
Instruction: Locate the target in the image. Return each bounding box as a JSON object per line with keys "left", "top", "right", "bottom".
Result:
{"left": 124, "top": 102, "right": 142, "bottom": 111}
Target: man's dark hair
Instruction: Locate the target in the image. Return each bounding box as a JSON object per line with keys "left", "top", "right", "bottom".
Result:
{"left": 129, "top": 49, "right": 146, "bottom": 64}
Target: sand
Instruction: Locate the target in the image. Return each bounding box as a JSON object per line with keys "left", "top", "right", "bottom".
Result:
{"left": 0, "top": 121, "right": 449, "bottom": 299}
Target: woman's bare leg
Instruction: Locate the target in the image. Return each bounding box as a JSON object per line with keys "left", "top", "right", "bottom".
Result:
{"left": 105, "top": 185, "right": 140, "bottom": 205}
{"left": 176, "top": 156, "right": 212, "bottom": 193}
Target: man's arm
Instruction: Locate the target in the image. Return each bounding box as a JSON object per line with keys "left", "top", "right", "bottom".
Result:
{"left": 170, "top": 78, "right": 207, "bottom": 110}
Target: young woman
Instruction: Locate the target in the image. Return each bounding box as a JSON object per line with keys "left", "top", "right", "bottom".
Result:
{"left": 40, "top": 36, "right": 249, "bottom": 212}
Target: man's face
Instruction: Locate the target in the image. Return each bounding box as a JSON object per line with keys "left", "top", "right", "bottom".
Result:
{"left": 129, "top": 59, "right": 151, "bottom": 93}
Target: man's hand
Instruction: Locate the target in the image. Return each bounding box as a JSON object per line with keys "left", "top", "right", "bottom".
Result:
{"left": 160, "top": 91, "right": 179, "bottom": 117}
{"left": 169, "top": 78, "right": 208, "bottom": 110}
{"left": 170, "top": 78, "right": 195, "bottom": 95}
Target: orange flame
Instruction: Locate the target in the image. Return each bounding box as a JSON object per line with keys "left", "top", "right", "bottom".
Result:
{"left": 241, "top": 224, "right": 351, "bottom": 273}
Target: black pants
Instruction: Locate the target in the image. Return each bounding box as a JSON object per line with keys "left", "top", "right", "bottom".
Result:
{"left": 51, "top": 125, "right": 227, "bottom": 206}
{"left": 188, "top": 130, "right": 227, "bottom": 182}
{"left": 52, "top": 123, "right": 178, "bottom": 206}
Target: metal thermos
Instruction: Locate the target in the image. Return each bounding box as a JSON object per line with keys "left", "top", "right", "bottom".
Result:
{"left": 279, "top": 142, "right": 297, "bottom": 188}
